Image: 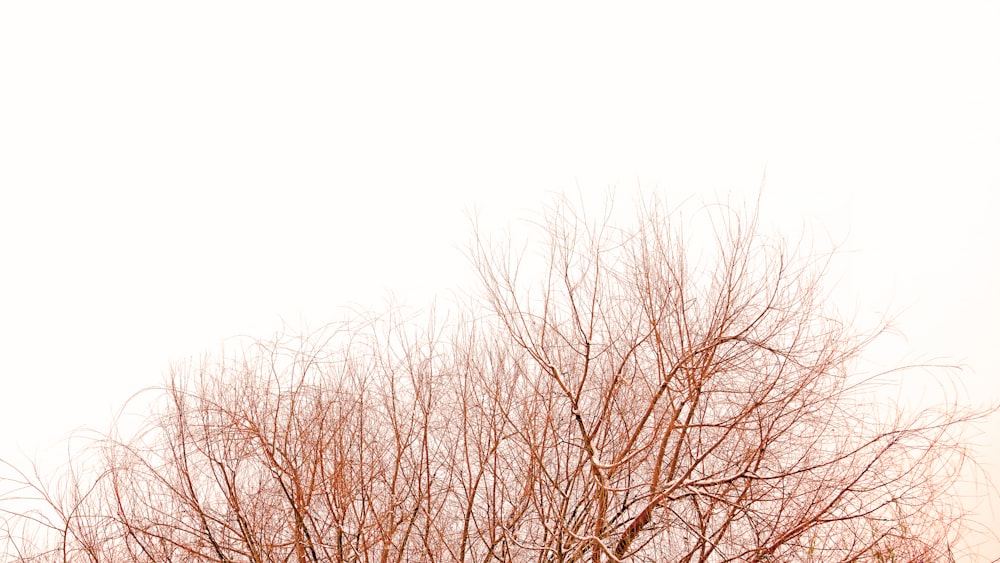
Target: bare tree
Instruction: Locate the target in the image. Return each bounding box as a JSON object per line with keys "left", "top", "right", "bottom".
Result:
{"left": 1, "top": 193, "right": 986, "bottom": 562}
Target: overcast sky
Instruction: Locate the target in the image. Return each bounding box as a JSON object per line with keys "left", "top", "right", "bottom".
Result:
{"left": 2, "top": 1, "right": 998, "bottom": 556}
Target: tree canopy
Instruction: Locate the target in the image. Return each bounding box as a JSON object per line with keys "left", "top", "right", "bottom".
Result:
{"left": 1, "top": 194, "right": 984, "bottom": 562}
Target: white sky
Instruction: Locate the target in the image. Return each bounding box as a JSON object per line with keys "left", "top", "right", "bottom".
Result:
{"left": 1, "top": 1, "right": 998, "bottom": 557}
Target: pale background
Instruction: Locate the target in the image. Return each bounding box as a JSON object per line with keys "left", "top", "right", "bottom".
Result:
{"left": 1, "top": 1, "right": 998, "bottom": 558}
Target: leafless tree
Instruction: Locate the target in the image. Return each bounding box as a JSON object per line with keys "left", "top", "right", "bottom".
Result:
{"left": 1, "top": 193, "right": 987, "bottom": 562}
